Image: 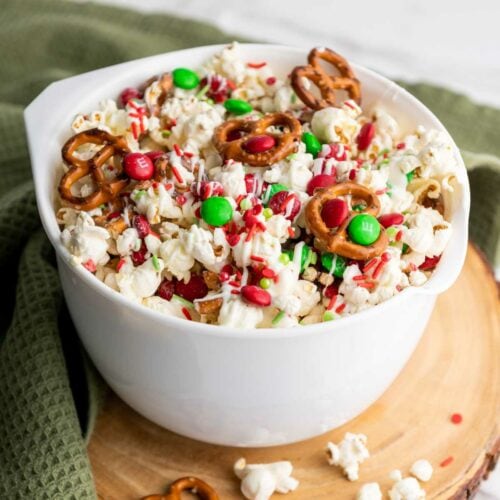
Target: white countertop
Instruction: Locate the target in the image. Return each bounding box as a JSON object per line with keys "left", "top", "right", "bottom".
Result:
{"left": 84, "top": 0, "right": 500, "bottom": 497}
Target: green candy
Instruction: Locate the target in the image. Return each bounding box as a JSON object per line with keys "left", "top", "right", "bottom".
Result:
{"left": 348, "top": 214, "right": 381, "bottom": 246}
{"left": 302, "top": 132, "right": 322, "bottom": 157}
{"left": 264, "top": 183, "right": 288, "bottom": 203}
{"left": 284, "top": 244, "right": 315, "bottom": 273}
{"left": 224, "top": 98, "right": 253, "bottom": 115}
{"left": 321, "top": 253, "right": 347, "bottom": 278}
{"left": 172, "top": 68, "right": 200, "bottom": 89}
{"left": 200, "top": 197, "right": 233, "bottom": 227}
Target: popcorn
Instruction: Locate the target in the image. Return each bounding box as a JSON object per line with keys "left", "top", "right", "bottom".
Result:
{"left": 410, "top": 459, "right": 433, "bottom": 482}
{"left": 233, "top": 457, "right": 299, "bottom": 500}
{"left": 357, "top": 482, "right": 383, "bottom": 500}
{"left": 326, "top": 433, "right": 370, "bottom": 481}
{"left": 388, "top": 470, "right": 426, "bottom": 500}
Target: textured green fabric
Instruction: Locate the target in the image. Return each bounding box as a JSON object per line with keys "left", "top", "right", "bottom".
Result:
{"left": 0, "top": 0, "right": 499, "bottom": 498}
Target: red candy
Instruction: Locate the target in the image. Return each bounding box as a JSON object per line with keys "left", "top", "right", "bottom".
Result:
{"left": 226, "top": 233, "right": 241, "bottom": 246}
{"left": 132, "top": 214, "right": 151, "bottom": 238}
{"left": 419, "top": 255, "right": 441, "bottom": 271}
{"left": 199, "top": 74, "right": 232, "bottom": 103}
{"left": 119, "top": 87, "right": 142, "bottom": 107}
{"left": 241, "top": 285, "right": 271, "bottom": 307}
{"left": 123, "top": 152, "right": 154, "bottom": 180}
{"left": 306, "top": 174, "right": 336, "bottom": 196}
{"left": 268, "top": 191, "right": 301, "bottom": 221}
{"left": 157, "top": 279, "right": 175, "bottom": 301}
{"left": 243, "top": 135, "right": 276, "bottom": 153}
{"left": 131, "top": 241, "right": 147, "bottom": 266}
{"left": 175, "top": 275, "right": 208, "bottom": 302}
{"left": 145, "top": 150, "right": 165, "bottom": 163}
{"left": 321, "top": 198, "right": 348, "bottom": 228}
{"left": 357, "top": 122, "right": 375, "bottom": 151}
{"left": 378, "top": 213, "right": 404, "bottom": 228}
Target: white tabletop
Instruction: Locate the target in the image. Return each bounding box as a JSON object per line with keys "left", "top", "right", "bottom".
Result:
{"left": 84, "top": 0, "right": 500, "bottom": 497}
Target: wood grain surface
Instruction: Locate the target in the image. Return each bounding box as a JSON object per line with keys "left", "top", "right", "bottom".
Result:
{"left": 88, "top": 245, "right": 500, "bottom": 499}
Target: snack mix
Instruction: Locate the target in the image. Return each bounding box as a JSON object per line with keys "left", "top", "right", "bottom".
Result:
{"left": 57, "top": 43, "right": 459, "bottom": 328}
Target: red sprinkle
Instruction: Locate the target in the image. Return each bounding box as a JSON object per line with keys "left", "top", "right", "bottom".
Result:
{"left": 231, "top": 290, "right": 241, "bottom": 295}
{"left": 381, "top": 252, "right": 391, "bottom": 262}
{"left": 116, "top": 258, "right": 126, "bottom": 272}
{"left": 176, "top": 194, "right": 187, "bottom": 206}
{"left": 372, "top": 261, "right": 387, "bottom": 280}
{"left": 228, "top": 280, "right": 240, "bottom": 288}
{"left": 226, "top": 233, "right": 241, "bottom": 247}
{"left": 349, "top": 169, "right": 357, "bottom": 181}
{"left": 241, "top": 285, "right": 271, "bottom": 307}
{"left": 247, "top": 61, "right": 267, "bottom": 69}
{"left": 353, "top": 275, "right": 368, "bottom": 281}
{"left": 363, "top": 258, "right": 379, "bottom": 273}
{"left": 440, "top": 456, "right": 454, "bottom": 468}
{"left": 287, "top": 227, "right": 295, "bottom": 238}
{"left": 173, "top": 144, "right": 182, "bottom": 157}
{"left": 181, "top": 307, "right": 192, "bottom": 320}
{"left": 83, "top": 259, "right": 96, "bottom": 273}
{"left": 119, "top": 87, "right": 142, "bottom": 107}
{"left": 356, "top": 122, "right": 375, "bottom": 151}
{"left": 358, "top": 281, "right": 376, "bottom": 289}
{"left": 266, "top": 76, "right": 277, "bottom": 85}
{"left": 395, "top": 230, "right": 403, "bottom": 242}
{"left": 419, "top": 255, "right": 441, "bottom": 271}
{"left": 335, "top": 303, "right": 347, "bottom": 314}
{"left": 451, "top": 413, "right": 463, "bottom": 424}
{"left": 106, "top": 211, "right": 121, "bottom": 221}
{"left": 171, "top": 166, "right": 184, "bottom": 184}
{"left": 326, "top": 294, "right": 337, "bottom": 311}
{"left": 250, "top": 255, "right": 265, "bottom": 263}
{"left": 261, "top": 268, "right": 275, "bottom": 278}
{"left": 396, "top": 142, "right": 406, "bottom": 150}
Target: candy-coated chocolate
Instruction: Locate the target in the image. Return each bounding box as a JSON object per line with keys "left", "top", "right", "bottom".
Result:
{"left": 348, "top": 214, "right": 381, "bottom": 245}
{"left": 201, "top": 197, "right": 233, "bottom": 227}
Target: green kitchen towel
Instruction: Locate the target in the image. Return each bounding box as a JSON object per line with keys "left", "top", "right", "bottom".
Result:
{"left": 0, "top": 0, "right": 499, "bottom": 499}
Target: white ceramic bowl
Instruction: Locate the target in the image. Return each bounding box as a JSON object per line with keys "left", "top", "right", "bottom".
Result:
{"left": 25, "top": 44, "right": 469, "bottom": 447}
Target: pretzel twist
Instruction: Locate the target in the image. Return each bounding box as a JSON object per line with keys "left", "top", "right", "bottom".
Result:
{"left": 291, "top": 47, "right": 361, "bottom": 110}
{"left": 59, "top": 129, "right": 130, "bottom": 211}
{"left": 306, "top": 182, "right": 388, "bottom": 260}
{"left": 213, "top": 113, "right": 301, "bottom": 166}
{"left": 142, "top": 476, "right": 219, "bottom": 500}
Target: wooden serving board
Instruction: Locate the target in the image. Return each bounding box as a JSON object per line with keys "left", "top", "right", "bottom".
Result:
{"left": 88, "top": 245, "right": 499, "bottom": 499}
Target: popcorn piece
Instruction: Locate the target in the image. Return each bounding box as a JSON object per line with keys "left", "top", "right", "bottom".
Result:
{"left": 233, "top": 457, "right": 299, "bottom": 500}
{"left": 357, "top": 482, "right": 383, "bottom": 500}
{"left": 326, "top": 433, "right": 370, "bottom": 481}
{"left": 389, "top": 470, "right": 426, "bottom": 500}
{"left": 410, "top": 459, "right": 433, "bottom": 482}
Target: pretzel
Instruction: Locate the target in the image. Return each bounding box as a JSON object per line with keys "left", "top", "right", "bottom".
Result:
{"left": 142, "top": 476, "right": 219, "bottom": 500}
{"left": 213, "top": 113, "right": 301, "bottom": 166}
{"left": 306, "top": 182, "right": 388, "bottom": 260}
{"left": 140, "top": 73, "right": 173, "bottom": 117}
{"left": 59, "top": 129, "right": 130, "bottom": 211}
{"left": 291, "top": 47, "right": 361, "bottom": 110}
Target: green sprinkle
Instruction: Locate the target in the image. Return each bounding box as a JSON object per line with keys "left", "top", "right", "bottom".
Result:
{"left": 99, "top": 204, "right": 106, "bottom": 209}
{"left": 323, "top": 311, "right": 335, "bottom": 322}
{"left": 286, "top": 153, "right": 298, "bottom": 161}
{"left": 321, "top": 253, "right": 347, "bottom": 278}
{"left": 161, "top": 130, "right": 171, "bottom": 138}
{"left": 291, "top": 93, "right": 297, "bottom": 104}
{"left": 263, "top": 207, "right": 273, "bottom": 219}
{"left": 260, "top": 278, "right": 271, "bottom": 289}
{"left": 279, "top": 253, "right": 290, "bottom": 265}
{"left": 207, "top": 98, "right": 215, "bottom": 105}
{"left": 379, "top": 148, "right": 390, "bottom": 156}
{"left": 386, "top": 227, "right": 398, "bottom": 239}
{"left": 172, "top": 294, "right": 194, "bottom": 309}
{"left": 272, "top": 310, "right": 285, "bottom": 326}
{"left": 406, "top": 170, "right": 415, "bottom": 183}
{"left": 240, "top": 197, "right": 253, "bottom": 211}
{"left": 352, "top": 204, "right": 365, "bottom": 212}
{"left": 310, "top": 252, "right": 318, "bottom": 265}
{"left": 402, "top": 243, "right": 409, "bottom": 254}
{"left": 195, "top": 84, "right": 210, "bottom": 99}
{"left": 379, "top": 158, "right": 390, "bottom": 167}
{"left": 133, "top": 190, "right": 146, "bottom": 200}
{"left": 152, "top": 255, "right": 161, "bottom": 272}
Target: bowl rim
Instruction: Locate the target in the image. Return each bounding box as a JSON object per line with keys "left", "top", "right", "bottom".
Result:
{"left": 25, "top": 42, "right": 470, "bottom": 339}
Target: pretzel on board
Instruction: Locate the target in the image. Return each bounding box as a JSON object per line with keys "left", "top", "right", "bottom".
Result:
{"left": 306, "top": 182, "right": 388, "bottom": 260}
{"left": 291, "top": 47, "right": 361, "bottom": 110}
{"left": 142, "top": 476, "right": 219, "bottom": 500}
{"left": 59, "top": 128, "right": 130, "bottom": 211}
{"left": 213, "top": 112, "right": 301, "bottom": 166}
